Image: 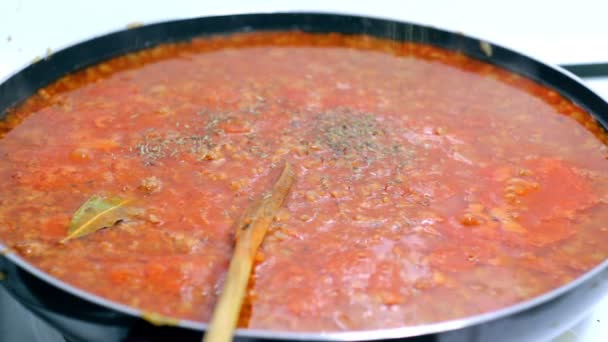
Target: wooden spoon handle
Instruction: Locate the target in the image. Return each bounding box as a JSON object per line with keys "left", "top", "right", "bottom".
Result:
{"left": 203, "top": 162, "right": 296, "bottom": 342}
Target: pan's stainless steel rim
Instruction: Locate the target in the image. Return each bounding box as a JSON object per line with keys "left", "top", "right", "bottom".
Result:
{"left": 1, "top": 11, "right": 608, "bottom": 341}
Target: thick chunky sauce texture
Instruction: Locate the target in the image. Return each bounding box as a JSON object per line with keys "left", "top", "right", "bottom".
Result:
{"left": 1, "top": 32, "right": 608, "bottom": 331}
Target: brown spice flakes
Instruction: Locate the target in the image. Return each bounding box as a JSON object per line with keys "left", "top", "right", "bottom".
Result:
{"left": 317, "top": 108, "right": 384, "bottom": 156}
{"left": 133, "top": 130, "right": 216, "bottom": 165}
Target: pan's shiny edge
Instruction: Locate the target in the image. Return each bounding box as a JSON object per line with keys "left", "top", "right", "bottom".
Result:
{"left": 1, "top": 12, "right": 608, "bottom": 342}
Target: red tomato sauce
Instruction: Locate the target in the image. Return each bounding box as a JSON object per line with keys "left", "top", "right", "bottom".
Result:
{"left": 1, "top": 32, "right": 608, "bottom": 331}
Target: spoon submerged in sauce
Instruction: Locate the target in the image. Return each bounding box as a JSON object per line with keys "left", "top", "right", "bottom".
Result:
{"left": 203, "top": 162, "right": 296, "bottom": 342}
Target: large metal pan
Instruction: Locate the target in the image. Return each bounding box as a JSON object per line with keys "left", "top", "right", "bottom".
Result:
{"left": 1, "top": 12, "right": 608, "bottom": 342}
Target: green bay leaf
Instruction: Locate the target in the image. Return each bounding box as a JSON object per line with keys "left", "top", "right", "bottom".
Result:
{"left": 61, "top": 195, "right": 134, "bottom": 243}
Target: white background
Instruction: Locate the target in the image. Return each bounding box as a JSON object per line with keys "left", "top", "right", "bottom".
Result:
{"left": 1, "top": 1, "right": 607, "bottom": 341}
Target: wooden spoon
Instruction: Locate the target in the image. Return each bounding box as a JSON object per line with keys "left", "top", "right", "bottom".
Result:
{"left": 203, "top": 162, "right": 296, "bottom": 342}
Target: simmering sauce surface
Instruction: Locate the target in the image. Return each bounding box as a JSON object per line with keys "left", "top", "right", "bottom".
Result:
{"left": 1, "top": 32, "right": 608, "bottom": 331}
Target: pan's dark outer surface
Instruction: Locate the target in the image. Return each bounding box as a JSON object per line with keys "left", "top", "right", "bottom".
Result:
{"left": 1, "top": 12, "right": 608, "bottom": 342}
